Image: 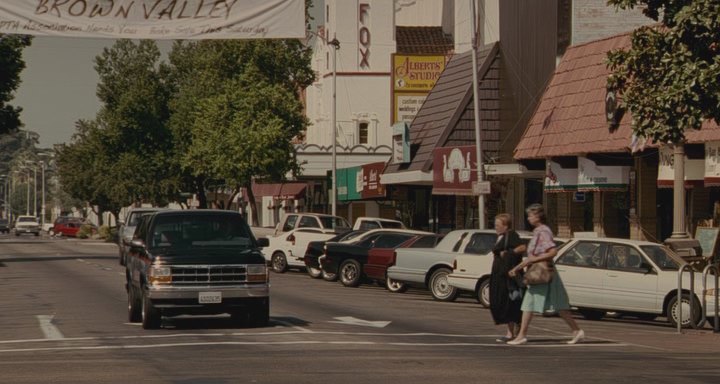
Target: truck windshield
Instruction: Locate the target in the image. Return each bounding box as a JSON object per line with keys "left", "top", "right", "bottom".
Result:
{"left": 150, "top": 214, "right": 254, "bottom": 249}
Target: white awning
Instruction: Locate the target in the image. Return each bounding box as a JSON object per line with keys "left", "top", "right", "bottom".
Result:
{"left": 380, "top": 170, "right": 433, "bottom": 185}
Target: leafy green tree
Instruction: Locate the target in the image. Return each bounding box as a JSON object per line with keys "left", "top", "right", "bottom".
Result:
{"left": 58, "top": 40, "right": 176, "bottom": 222}
{"left": 167, "top": 37, "right": 314, "bottom": 224}
{"left": 0, "top": 35, "right": 32, "bottom": 135}
{"left": 56, "top": 120, "right": 122, "bottom": 224}
{"left": 607, "top": 0, "right": 720, "bottom": 143}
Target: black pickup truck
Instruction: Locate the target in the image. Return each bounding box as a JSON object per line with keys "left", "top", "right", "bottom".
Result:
{"left": 125, "top": 210, "right": 270, "bottom": 329}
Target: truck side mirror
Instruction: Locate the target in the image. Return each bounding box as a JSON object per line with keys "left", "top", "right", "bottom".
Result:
{"left": 130, "top": 239, "right": 146, "bottom": 250}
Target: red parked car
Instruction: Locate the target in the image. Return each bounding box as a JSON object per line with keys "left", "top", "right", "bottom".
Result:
{"left": 50, "top": 217, "right": 84, "bottom": 237}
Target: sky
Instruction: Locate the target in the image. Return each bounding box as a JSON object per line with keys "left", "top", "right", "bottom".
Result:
{"left": 12, "top": 1, "right": 323, "bottom": 148}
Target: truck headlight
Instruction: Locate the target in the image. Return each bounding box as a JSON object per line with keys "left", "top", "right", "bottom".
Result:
{"left": 247, "top": 264, "right": 267, "bottom": 282}
{"left": 149, "top": 265, "right": 172, "bottom": 285}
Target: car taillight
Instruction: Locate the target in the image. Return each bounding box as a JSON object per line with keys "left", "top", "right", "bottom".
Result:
{"left": 287, "top": 233, "right": 296, "bottom": 245}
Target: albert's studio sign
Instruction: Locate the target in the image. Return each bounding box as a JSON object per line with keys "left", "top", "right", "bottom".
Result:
{"left": 0, "top": 0, "right": 305, "bottom": 39}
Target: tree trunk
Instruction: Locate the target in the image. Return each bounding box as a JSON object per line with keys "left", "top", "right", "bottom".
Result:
{"left": 246, "top": 183, "right": 259, "bottom": 227}
{"left": 224, "top": 188, "right": 239, "bottom": 211}
{"left": 195, "top": 176, "right": 208, "bottom": 209}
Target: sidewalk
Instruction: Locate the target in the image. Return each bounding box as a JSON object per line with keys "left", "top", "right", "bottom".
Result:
{"left": 251, "top": 227, "right": 275, "bottom": 238}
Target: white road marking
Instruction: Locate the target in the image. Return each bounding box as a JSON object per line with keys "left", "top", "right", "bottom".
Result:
{"left": 36, "top": 315, "right": 64, "bottom": 340}
{"left": 0, "top": 340, "right": 631, "bottom": 354}
{"left": 329, "top": 316, "right": 391, "bottom": 328}
{"left": 272, "top": 320, "right": 314, "bottom": 333}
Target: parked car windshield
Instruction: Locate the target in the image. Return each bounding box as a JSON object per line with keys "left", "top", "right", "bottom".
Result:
{"left": 379, "top": 221, "right": 403, "bottom": 229}
{"left": 319, "top": 217, "right": 350, "bottom": 230}
{"left": 640, "top": 245, "right": 683, "bottom": 271}
{"left": 150, "top": 214, "right": 254, "bottom": 249}
{"left": 18, "top": 217, "right": 37, "bottom": 223}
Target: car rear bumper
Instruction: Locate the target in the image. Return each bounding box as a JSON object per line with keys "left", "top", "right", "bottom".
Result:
{"left": 447, "top": 274, "right": 478, "bottom": 292}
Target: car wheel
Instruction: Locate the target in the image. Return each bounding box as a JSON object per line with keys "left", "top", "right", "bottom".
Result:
{"left": 271, "top": 252, "right": 288, "bottom": 273}
{"left": 306, "top": 266, "right": 322, "bottom": 279}
{"left": 322, "top": 269, "right": 338, "bottom": 282}
{"left": 667, "top": 294, "right": 703, "bottom": 329}
{"left": 127, "top": 285, "right": 141, "bottom": 323}
{"left": 386, "top": 275, "right": 407, "bottom": 293}
{"left": 141, "top": 290, "right": 161, "bottom": 329}
{"left": 578, "top": 308, "right": 606, "bottom": 321}
{"left": 429, "top": 268, "right": 458, "bottom": 302}
{"left": 339, "top": 260, "right": 362, "bottom": 287}
{"left": 476, "top": 279, "right": 490, "bottom": 308}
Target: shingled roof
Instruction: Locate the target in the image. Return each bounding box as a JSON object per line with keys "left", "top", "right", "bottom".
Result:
{"left": 385, "top": 42, "right": 499, "bottom": 175}
{"left": 514, "top": 32, "right": 720, "bottom": 160}
{"left": 396, "top": 26, "right": 454, "bottom": 55}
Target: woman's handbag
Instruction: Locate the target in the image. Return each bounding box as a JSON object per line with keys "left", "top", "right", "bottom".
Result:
{"left": 523, "top": 261, "right": 554, "bottom": 285}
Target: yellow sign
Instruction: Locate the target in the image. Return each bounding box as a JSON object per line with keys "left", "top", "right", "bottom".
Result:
{"left": 393, "top": 55, "right": 446, "bottom": 92}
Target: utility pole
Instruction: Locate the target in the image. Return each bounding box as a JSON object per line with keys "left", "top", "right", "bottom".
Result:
{"left": 470, "top": 0, "right": 486, "bottom": 229}
{"left": 329, "top": 36, "right": 340, "bottom": 217}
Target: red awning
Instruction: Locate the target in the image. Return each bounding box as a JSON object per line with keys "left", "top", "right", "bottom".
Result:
{"left": 246, "top": 182, "right": 307, "bottom": 200}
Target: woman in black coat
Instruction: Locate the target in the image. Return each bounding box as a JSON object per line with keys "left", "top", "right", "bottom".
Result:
{"left": 489, "top": 213, "right": 526, "bottom": 342}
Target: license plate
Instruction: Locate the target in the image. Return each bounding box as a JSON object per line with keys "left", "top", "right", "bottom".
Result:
{"left": 198, "top": 292, "right": 222, "bottom": 304}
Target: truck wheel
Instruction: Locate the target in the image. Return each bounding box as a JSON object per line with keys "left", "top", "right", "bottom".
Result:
{"left": 306, "top": 266, "right": 322, "bottom": 279}
{"left": 476, "top": 279, "right": 490, "bottom": 308}
{"left": 322, "top": 269, "right": 338, "bottom": 282}
{"left": 667, "top": 294, "right": 703, "bottom": 328}
{"left": 429, "top": 268, "right": 458, "bottom": 302}
{"left": 339, "top": 260, "right": 362, "bottom": 287}
{"left": 386, "top": 275, "right": 407, "bottom": 293}
{"left": 127, "top": 285, "right": 141, "bottom": 323}
{"left": 248, "top": 298, "right": 270, "bottom": 327}
{"left": 141, "top": 291, "right": 161, "bottom": 329}
{"left": 271, "top": 252, "right": 288, "bottom": 273}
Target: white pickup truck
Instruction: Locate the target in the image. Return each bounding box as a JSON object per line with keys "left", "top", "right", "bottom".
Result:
{"left": 263, "top": 228, "right": 337, "bottom": 272}
{"left": 387, "top": 229, "right": 498, "bottom": 301}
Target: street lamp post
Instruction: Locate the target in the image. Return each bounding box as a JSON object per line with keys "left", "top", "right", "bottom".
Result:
{"left": 41, "top": 162, "right": 46, "bottom": 228}
{"left": 329, "top": 36, "right": 340, "bottom": 217}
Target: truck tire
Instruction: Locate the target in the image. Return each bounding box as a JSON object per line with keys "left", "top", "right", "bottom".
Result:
{"left": 127, "top": 285, "right": 141, "bottom": 323}
{"left": 339, "top": 260, "right": 362, "bottom": 287}
{"left": 271, "top": 252, "right": 288, "bottom": 273}
{"left": 141, "top": 291, "right": 161, "bottom": 329}
{"left": 429, "top": 268, "right": 458, "bottom": 302}
{"left": 248, "top": 298, "right": 270, "bottom": 328}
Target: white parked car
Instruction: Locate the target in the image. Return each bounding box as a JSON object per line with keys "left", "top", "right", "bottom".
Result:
{"left": 447, "top": 232, "right": 555, "bottom": 307}
{"left": 13, "top": 215, "right": 41, "bottom": 236}
{"left": 387, "top": 229, "right": 498, "bottom": 301}
{"left": 554, "top": 237, "right": 717, "bottom": 328}
{"left": 263, "top": 228, "right": 338, "bottom": 273}
{"left": 352, "top": 217, "right": 405, "bottom": 230}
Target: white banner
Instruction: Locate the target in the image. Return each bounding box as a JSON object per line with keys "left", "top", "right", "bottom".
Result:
{"left": 657, "top": 146, "right": 704, "bottom": 188}
{"left": 577, "top": 157, "right": 629, "bottom": 191}
{"left": 705, "top": 141, "right": 720, "bottom": 186}
{"left": 0, "top": 0, "right": 305, "bottom": 40}
{"left": 544, "top": 161, "right": 577, "bottom": 193}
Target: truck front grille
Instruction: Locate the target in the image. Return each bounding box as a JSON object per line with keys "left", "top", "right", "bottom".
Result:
{"left": 170, "top": 265, "right": 247, "bottom": 285}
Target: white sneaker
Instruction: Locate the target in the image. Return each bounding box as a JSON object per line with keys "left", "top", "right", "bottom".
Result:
{"left": 567, "top": 330, "right": 585, "bottom": 344}
{"left": 506, "top": 337, "right": 527, "bottom": 345}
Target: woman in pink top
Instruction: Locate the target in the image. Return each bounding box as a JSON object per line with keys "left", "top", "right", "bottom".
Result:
{"left": 507, "top": 204, "right": 584, "bottom": 345}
